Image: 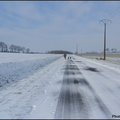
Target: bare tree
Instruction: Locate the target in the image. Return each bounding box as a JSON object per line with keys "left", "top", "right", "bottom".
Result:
{"left": 114, "top": 48, "right": 117, "bottom": 53}
{"left": 0, "top": 42, "right": 3, "bottom": 51}
{"left": 14, "top": 45, "right": 18, "bottom": 52}
{"left": 4, "top": 44, "right": 8, "bottom": 52}
{"left": 26, "top": 48, "right": 30, "bottom": 53}
{"left": 0, "top": 42, "right": 2, "bottom": 51}
{"left": 9, "top": 44, "right": 15, "bottom": 52}
{"left": 111, "top": 48, "right": 117, "bottom": 53}
{"left": 1, "top": 42, "right": 31, "bottom": 53}
{"left": 9, "top": 45, "right": 20, "bottom": 52}
{"left": 21, "top": 46, "right": 25, "bottom": 53}
{"left": 111, "top": 48, "right": 114, "bottom": 53}
{"left": 106, "top": 48, "right": 109, "bottom": 53}
{"left": 16, "top": 46, "right": 22, "bottom": 53}
{"left": 0, "top": 42, "right": 5, "bottom": 52}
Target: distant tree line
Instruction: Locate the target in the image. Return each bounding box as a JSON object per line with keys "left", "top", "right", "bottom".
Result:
{"left": 106, "top": 48, "right": 118, "bottom": 53}
{"left": 0, "top": 41, "right": 30, "bottom": 53}
{"left": 85, "top": 48, "right": 119, "bottom": 54}
{"left": 47, "top": 50, "right": 73, "bottom": 54}
{"left": 85, "top": 51, "right": 98, "bottom": 54}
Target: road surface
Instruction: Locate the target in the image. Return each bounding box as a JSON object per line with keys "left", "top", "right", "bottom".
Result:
{"left": 1, "top": 55, "right": 120, "bottom": 119}
{"left": 55, "top": 58, "right": 111, "bottom": 119}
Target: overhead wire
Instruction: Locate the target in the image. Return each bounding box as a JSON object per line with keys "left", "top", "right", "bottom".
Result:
{"left": 106, "top": 7, "right": 120, "bottom": 32}
{"left": 79, "top": 6, "right": 120, "bottom": 53}
{"left": 87, "top": 24, "right": 103, "bottom": 40}
{"left": 106, "top": 7, "right": 120, "bottom": 19}
{"left": 110, "top": 8, "right": 120, "bottom": 23}
{"left": 112, "top": 16, "right": 120, "bottom": 22}
{"left": 83, "top": 6, "right": 120, "bottom": 41}
{"left": 82, "top": 23, "right": 100, "bottom": 42}
{"left": 107, "top": 9, "right": 120, "bottom": 21}
{"left": 104, "top": 6, "right": 120, "bottom": 25}
{"left": 98, "top": 7, "right": 120, "bottom": 52}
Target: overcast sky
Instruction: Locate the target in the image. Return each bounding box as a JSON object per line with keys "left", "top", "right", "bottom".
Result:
{"left": 0, "top": 1, "right": 120, "bottom": 53}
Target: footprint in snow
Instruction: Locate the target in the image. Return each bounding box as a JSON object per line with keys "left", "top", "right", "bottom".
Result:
{"left": 28, "top": 105, "right": 36, "bottom": 114}
{"left": 52, "top": 110, "right": 56, "bottom": 114}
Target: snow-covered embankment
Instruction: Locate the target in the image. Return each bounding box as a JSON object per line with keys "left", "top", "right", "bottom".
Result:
{"left": 0, "top": 53, "right": 62, "bottom": 90}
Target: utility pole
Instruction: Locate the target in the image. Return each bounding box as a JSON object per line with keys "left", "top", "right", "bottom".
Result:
{"left": 77, "top": 44, "right": 78, "bottom": 54}
{"left": 76, "top": 44, "right": 78, "bottom": 54}
{"left": 99, "top": 19, "right": 111, "bottom": 60}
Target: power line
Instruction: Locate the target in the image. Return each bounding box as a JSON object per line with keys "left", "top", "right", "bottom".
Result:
{"left": 89, "top": 7, "right": 120, "bottom": 40}
{"left": 106, "top": 7, "right": 120, "bottom": 19}
{"left": 107, "top": 9, "right": 120, "bottom": 20}
{"left": 81, "top": 23, "right": 101, "bottom": 43}
{"left": 86, "top": 7, "right": 120, "bottom": 35}
{"left": 90, "top": 7, "right": 120, "bottom": 38}
{"left": 112, "top": 16, "right": 120, "bottom": 22}
{"left": 80, "top": 6, "right": 120, "bottom": 50}
{"left": 81, "top": 8, "right": 119, "bottom": 42}
{"left": 88, "top": 24, "right": 103, "bottom": 40}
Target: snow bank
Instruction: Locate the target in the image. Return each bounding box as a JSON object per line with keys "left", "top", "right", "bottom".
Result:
{"left": 0, "top": 53, "right": 62, "bottom": 90}
{"left": 0, "top": 57, "right": 64, "bottom": 119}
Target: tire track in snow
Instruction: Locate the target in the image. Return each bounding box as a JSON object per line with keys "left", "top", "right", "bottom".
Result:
{"left": 55, "top": 58, "right": 111, "bottom": 119}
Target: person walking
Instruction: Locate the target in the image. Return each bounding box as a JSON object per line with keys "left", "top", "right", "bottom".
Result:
{"left": 64, "top": 54, "right": 67, "bottom": 59}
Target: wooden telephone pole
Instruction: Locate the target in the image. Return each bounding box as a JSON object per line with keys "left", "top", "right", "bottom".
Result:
{"left": 99, "top": 19, "right": 111, "bottom": 60}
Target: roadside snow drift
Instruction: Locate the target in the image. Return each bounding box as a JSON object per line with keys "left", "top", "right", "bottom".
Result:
{"left": 0, "top": 53, "right": 62, "bottom": 90}
{"left": 0, "top": 56, "right": 64, "bottom": 119}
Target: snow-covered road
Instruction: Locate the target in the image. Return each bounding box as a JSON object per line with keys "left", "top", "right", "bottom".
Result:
{"left": 0, "top": 55, "right": 120, "bottom": 119}
{"left": 55, "top": 59, "right": 111, "bottom": 119}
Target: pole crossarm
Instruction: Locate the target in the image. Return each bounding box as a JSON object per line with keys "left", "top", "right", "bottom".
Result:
{"left": 99, "top": 19, "right": 112, "bottom": 24}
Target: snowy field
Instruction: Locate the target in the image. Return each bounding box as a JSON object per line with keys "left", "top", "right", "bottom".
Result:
{"left": 0, "top": 53, "right": 62, "bottom": 90}
{"left": 78, "top": 53, "right": 120, "bottom": 65}
{"left": 0, "top": 53, "right": 120, "bottom": 119}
